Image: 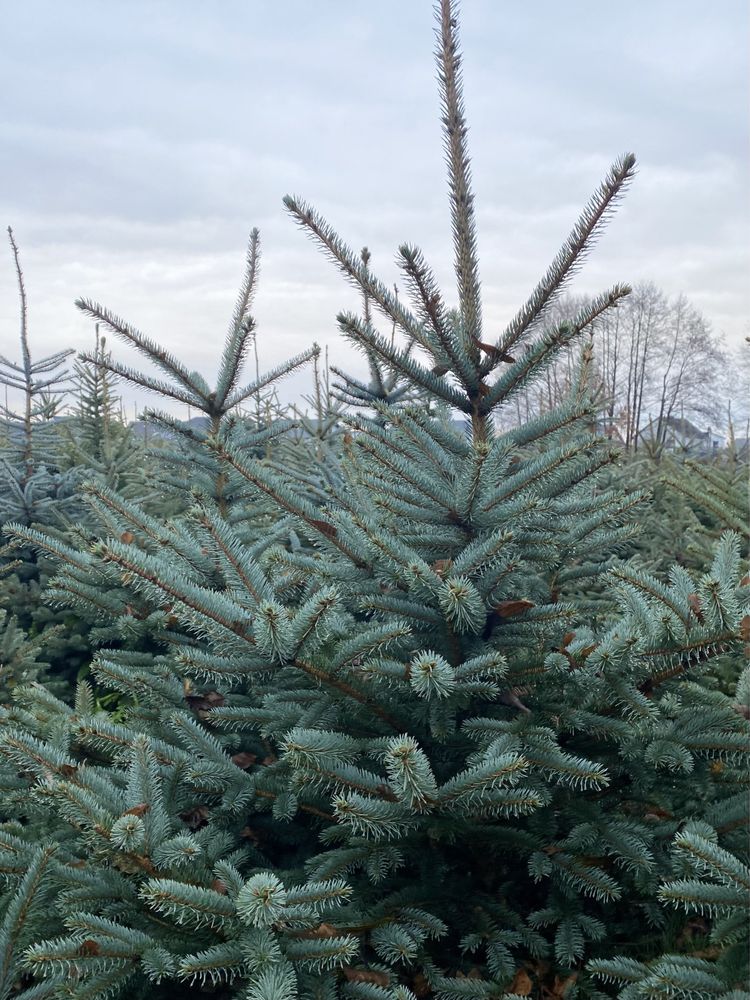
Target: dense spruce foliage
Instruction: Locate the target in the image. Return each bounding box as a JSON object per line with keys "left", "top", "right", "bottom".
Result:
{"left": 0, "top": 4, "right": 748, "bottom": 1000}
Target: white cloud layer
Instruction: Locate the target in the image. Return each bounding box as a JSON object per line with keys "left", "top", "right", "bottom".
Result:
{"left": 1, "top": 1, "right": 747, "bottom": 414}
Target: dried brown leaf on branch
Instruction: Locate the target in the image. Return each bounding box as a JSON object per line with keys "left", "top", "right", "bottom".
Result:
{"left": 231, "top": 752, "right": 258, "bottom": 769}
{"left": 509, "top": 968, "right": 534, "bottom": 995}
{"left": 297, "top": 923, "right": 340, "bottom": 940}
{"left": 122, "top": 803, "right": 150, "bottom": 817}
{"left": 543, "top": 972, "right": 579, "bottom": 999}
{"left": 432, "top": 558, "right": 453, "bottom": 577}
{"left": 688, "top": 593, "right": 704, "bottom": 622}
{"left": 494, "top": 599, "right": 535, "bottom": 618}
{"left": 179, "top": 805, "right": 210, "bottom": 830}
{"left": 411, "top": 972, "right": 431, "bottom": 997}
{"left": 185, "top": 689, "right": 226, "bottom": 716}
{"left": 309, "top": 518, "right": 338, "bottom": 539}
{"left": 477, "top": 340, "right": 515, "bottom": 363}
{"left": 342, "top": 966, "right": 390, "bottom": 986}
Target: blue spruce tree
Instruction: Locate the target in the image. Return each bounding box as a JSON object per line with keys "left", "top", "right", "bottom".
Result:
{"left": 0, "top": 4, "right": 747, "bottom": 999}
{"left": 0, "top": 228, "right": 94, "bottom": 686}
{"left": 0, "top": 227, "right": 76, "bottom": 528}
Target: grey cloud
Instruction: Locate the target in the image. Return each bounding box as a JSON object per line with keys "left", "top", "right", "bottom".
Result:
{"left": 0, "top": 1, "right": 747, "bottom": 415}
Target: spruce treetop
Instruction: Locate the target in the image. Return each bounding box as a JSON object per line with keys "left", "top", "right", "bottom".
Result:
{"left": 284, "top": 2, "right": 635, "bottom": 442}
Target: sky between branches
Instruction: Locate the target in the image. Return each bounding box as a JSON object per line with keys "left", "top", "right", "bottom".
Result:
{"left": 0, "top": 0, "right": 747, "bottom": 415}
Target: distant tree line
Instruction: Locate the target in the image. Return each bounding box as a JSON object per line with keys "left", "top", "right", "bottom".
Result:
{"left": 500, "top": 282, "right": 746, "bottom": 457}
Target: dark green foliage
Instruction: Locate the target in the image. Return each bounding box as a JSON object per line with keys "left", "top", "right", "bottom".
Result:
{"left": 0, "top": 609, "right": 56, "bottom": 704}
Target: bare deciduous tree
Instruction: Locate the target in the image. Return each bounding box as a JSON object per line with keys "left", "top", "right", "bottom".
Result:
{"left": 496, "top": 283, "right": 729, "bottom": 454}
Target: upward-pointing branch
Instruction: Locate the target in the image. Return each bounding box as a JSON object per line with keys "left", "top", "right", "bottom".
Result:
{"left": 6, "top": 228, "right": 30, "bottom": 379}
{"left": 6, "top": 227, "right": 33, "bottom": 481}
{"left": 283, "top": 195, "right": 435, "bottom": 356}
{"left": 227, "top": 227, "right": 261, "bottom": 338}
{"left": 494, "top": 153, "right": 637, "bottom": 364}
{"left": 76, "top": 299, "right": 212, "bottom": 404}
{"left": 437, "top": 0, "right": 482, "bottom": 357}
{"left": 216, "top": 228, "right": 261, "bottom": 406}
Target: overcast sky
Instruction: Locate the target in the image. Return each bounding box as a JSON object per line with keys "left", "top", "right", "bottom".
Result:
{"left": 1, "top": 1, "right": 747, "bottom": 416}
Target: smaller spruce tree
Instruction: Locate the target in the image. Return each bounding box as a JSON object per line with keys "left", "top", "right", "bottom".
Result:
{"left": 60, "top": 326, "right": 145, "bottom": 503}
{"left": 0, "top": 227, "right": 75, "bottom": 528}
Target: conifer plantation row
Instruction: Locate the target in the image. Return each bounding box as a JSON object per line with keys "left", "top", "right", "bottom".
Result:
{"left": 0, "top": 4, "right": 747, "bottom": 999}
